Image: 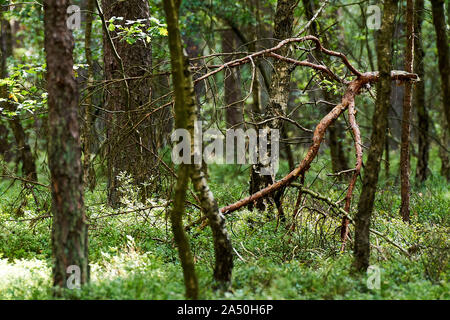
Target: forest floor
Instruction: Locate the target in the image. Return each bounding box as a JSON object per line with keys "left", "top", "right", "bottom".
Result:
{"left": 0, "top": 147, "right": 448, "bottom": 299}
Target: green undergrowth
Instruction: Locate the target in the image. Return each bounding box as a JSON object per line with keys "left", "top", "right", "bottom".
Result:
{"left": 0, "top": 149, "right": 448, "bottom": 299}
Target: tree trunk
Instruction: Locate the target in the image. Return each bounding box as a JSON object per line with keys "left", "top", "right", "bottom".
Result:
{"left": 0, "top": 122, "right": 12, "bottom": 161}
{"left": 414, "top": 0, "right": 429, "bottom": 184}
{"left": 0, "top": 7, "right": 37, "bottom": 181}
{"left": 353, "top": 0, "right": 398, "bottom": 272}
{"left": 163, "top": 0, "right": 198, "bottom": 299}
{"left": 384, "top": 131, "right": 390, "bottom": 179}
{"left": 164, "top": 0, "right": 234, "bottom": 296}
{"left": 101, "top": 0, "right": 155, "bottom": 206}
{"left": 400, "top": 0, "right": 414, "bottom": 223}
{"left": 325, "top": 91, "right": 349, "bottom": 175}
{"left": 184, "top": 34, "right": 205, "bottom": 105}
{"left": 249, "top": 0, "right": 296, "bottom": 212}
{"left": 43, "top": 0, "right": 89, "bottom": 289}
{"left": 82, "top": 0, "right": 96, "bottom": 191}
{"left": 191, "top": 165, "right": 234, "bottom": 288}
{"left": 438, "top": 113, "right": 450, "bottom": 181}
{"left": 222, "top": 29, "right": 244, "bottom": 129}
{"left": 7, "top": 118, "right": 37, "bottom": 181}
{"left": 431, "top": 0, "right": 450, "bottom": 134}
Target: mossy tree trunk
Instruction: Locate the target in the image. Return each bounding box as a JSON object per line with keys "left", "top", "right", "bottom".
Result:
{"left": 43, "top": 0, "right": 89, "bottom": 289}
{"left": 163, "top": 0, "right": 198, "bottom": 299}
{"left": 164, "top": 0, "right": 234, "bottom": 295}
{"left": 249, "top": 0, "right": 296, "bottom": 212}
{"left": 353, "top": 0, "right": 398, "bottom": 271}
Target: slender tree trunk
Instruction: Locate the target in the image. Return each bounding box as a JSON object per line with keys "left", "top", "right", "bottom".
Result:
{"left": 0, "top": 7, "right": 37, "bottom": 181}
{"left": 400, "top": 0, "right": 414, "bottom": 222}
{"left": 249, "top": 0, "right": 296, "bottom": 212}
{"left": 43, "top": 0, "right": 89, "bottom": 289}
{"left": 163, "top": 0, "right": 198, "bottom": 299}
{"left": 414, "top": 0, "right": 429, "bottom": 183}
{"left": 184, "top": 34, "right": 205, "bottom": 105}
{"left": 82, "top": 0, "right": 95, "bottom": 190}
{"left": 325, "top": 91, "right": 349, "bottom": 175}
{"left": 438, "top": 113, "right": 450, "bottom": 181}
{"left": 222, "top": 29, "right": 244, "bottom": 129}
{"left": 101, "top": 0, "right": 155, "bottom": 206}
{"left": 164, "top": 0, "right": 234, "bottom": 292}
{"left": 250, "top": 0, "right": 262, "bottom": 116}
{"left": 191, "top": 166, "right": 234, "bottom": 288}
{"left": 384, "top": 131, "right": 390, "bottom": 179}
{"left": 0, "top": 122, "right": 12, "bottom": 161}
{"left": 431, "top": 0, "right": 450, "bottom": 134}
{"left": 353, "top": 0, "right": 398, "bottom": 272}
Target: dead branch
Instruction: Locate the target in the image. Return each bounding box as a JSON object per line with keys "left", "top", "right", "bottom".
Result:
{"left": 220, "top": 75, "right": 368, "bottom": 214}
{"left": 219, "top": 71, "right": 417, "bottom": 215}
{"left": 340, "top": 98, "right": 363, "bottom": 250}
{"left": 194, "top": 35, "right": 363, "bottom": 84}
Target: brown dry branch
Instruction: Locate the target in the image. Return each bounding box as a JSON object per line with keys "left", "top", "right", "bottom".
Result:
{"left": 340, "top": 98, "right": 363, "bottom": 251}
{"left": 220, "top": 71, "right": 417, "bottom": 216}
{"left": 194, "top": 35, "right": 362, "bottom": 84}
{"left": 180, "top": 35, "right": 418, "bottom": 231}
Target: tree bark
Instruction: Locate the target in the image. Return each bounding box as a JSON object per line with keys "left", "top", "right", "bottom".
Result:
{"left": 164, "top": 0, "right": 198, "bottom": 299}
{"left": 101, "top": 0, "right": 155, "bottom": 206}
{"left": 400, "top": 0, "right": 414, "bottom": 222}
{"left": 384, "top": 131, "right": 390, "bottom": 179}
{"left": 438, "top": 112, "right": 450, "bottom": 181}
{"left": 0, "top": 122, "right": 12, "bottom": 161}
{"left": 43, "top": 0, "right": 89, "bottom": 289}
{"left": 431, "top": 0, "right": 450, "bottom": 134}
{"left": 222, "top": 29, "right": 244, "bottom": 129}
{"left": 249, "top": 0, "right": 296, "bottom": 212}
{"left": 82, "top": 0, "right": 95, "bottom": 191}
{"left": 164, "top": 0, "right": 234, "bottom": 295}
{"left": 414, "top": 0, "right": 429, "bottom": 184}
{"left": 191, "top": 165, "right": 234, "bottom": 288}
{"left": 353, "top": 0, "right": 398, "bottom": 272}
